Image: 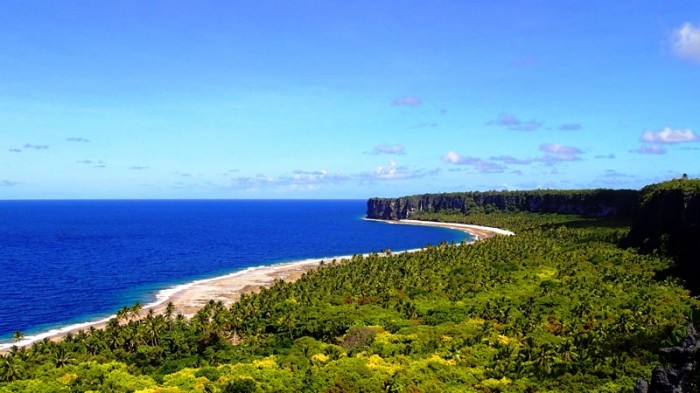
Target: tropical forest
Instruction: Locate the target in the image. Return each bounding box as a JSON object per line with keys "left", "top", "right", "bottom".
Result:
{"left": 1, "top": 179, "right": 699, "bottom": 392}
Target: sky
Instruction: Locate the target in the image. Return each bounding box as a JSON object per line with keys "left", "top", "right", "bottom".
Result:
{"left": 1, "top": 1, "right": 699, "bottom": 199}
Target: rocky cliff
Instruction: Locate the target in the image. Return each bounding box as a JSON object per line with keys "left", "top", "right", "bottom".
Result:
{"left": 366, "top": 189, "right": 640, "bottom": 220}
{"left": 624, "top": 178, "right": 700, "bottom": 293}
{"left": 626, "top": 179, "right": 700, "bottom": 253}
{"left": 634, "top": 324, "right": 699, "bottom": 393}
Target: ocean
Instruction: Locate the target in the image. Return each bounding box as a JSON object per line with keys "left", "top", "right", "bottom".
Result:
{"left": 0, "top": 200, "right": 468, "bottom": 345}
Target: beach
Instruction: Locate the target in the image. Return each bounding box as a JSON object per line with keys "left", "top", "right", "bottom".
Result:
{"left": 0, "top": 219, "right": 511, "bottom": 352}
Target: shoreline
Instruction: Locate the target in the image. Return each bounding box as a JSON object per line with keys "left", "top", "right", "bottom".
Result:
{"left": 0, "top": 218, "right": 511, "bottom": 352}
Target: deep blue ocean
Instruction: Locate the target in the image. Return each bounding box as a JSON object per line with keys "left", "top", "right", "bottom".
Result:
{"left": 0, "top": 200, "right": 468, "bottom": 344}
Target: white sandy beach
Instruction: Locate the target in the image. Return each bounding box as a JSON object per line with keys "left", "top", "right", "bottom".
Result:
{"left": 0, "top": 219, "right": 512, "bottom": 352}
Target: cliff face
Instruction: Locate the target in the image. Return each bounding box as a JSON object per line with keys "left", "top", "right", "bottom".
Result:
{"left": 626, "top": 181, "right": 700, "bottom": 252}
{"left": 624, "top": 179, "right": 700, "bottom": 292}
{"left": 367, "top": 189, "right": 640, "bottom": 220}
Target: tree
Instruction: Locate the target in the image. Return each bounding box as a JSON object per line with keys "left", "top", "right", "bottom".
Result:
{"left": 0, "top": 355, "right": 23, "bottom": 382}
{"left": 11, "top": 330, "right": 24, "bottom": 342}
{"left": 131, "top": 302, "right": 144, "bottom": 321}
{"left": 224, "top": 377, "right": 257, "bottom": 393}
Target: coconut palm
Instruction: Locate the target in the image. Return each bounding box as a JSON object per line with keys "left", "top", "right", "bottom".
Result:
{"left": 11, "top": 331, "right": 24, "bottom": 343}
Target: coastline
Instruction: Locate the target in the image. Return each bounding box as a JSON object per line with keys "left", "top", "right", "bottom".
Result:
{"left": 0, "top": 218, "right": 511, "bottom": 352}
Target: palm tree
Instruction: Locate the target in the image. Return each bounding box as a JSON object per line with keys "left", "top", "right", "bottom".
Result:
{"left": 53, "top": 346, "right": 75, "bottom": 368}
{"left": 116, "top": 306, "right": 130, "bottom": 324}
{"left": 130, "top": 302, "right": 143, "bottom": 321}
{"left": 165, "top": 301, "right": 176, "bottom": 331}
{"left": 0, "top": 355, "right": 23, "bottom": 382}
{"left": 11, "top": 331, "right": 24, "bottom": 343}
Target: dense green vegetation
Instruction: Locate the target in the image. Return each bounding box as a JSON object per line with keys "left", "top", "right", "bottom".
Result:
{"left": 367, "top": 189, "right": 640, "bottom": 220}
{"left": 1, "top": 212, "right": 697, "bottom": 392}
{"left": 638, "top": 176, "right": 700, "bottom": 204}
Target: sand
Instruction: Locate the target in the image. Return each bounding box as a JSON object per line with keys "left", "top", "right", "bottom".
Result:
{"left": 0, "top": 219, "right": 511, "bottom": 352}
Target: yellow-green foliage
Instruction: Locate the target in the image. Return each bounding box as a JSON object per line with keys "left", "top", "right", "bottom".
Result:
{"left": 1, "top": 213, "right": 697, "bottom": 392}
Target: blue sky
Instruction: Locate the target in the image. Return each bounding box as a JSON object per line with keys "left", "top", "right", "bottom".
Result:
{"left": 1, "top": 1, "right": 699, "bottom": 199}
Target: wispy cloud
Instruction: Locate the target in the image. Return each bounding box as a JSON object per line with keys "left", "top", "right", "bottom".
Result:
{"left": 671, "top": 22, "right": 700, "bottom": 63}
{"left": 442, "top": 151, "right": 506, "bottom": 173}
{"left": 229, "top": 170, "right": 350, "bottom": 190}
{"left": 489, "top": 113, "right": 542, "bottom": 131}
{"left": 600, "top": 169, "right": 633, "bottom": 179}
{"left": 630, "top": 144, "right": 667, "bottom": 155}
{"left": 410, "top": 123, "right": 438, "bottom": 129}
{"left": 539, "top": 143, "right": 582, "bottom": 156}
{"left": 537, "top": 143, "right": 583, "bottom": 163}
{"left": 591, "top": 170, "right": 635, "bottom": 186}
{"left": 365, "top": 160, "right": 440, "bottom": 180}
{"left": 23, "top": 143, "right": 49, "bottom": 150}
{"left": 229, "top": 162, "right": 439, "bottom": 191}
{"left": 640, "top": 127, "right": 698, "bottom": 144}
{"left": 66, "top": 137, "right": 90, "bottom": 143}
{"left": 1, "top": 180, "right": 20, "bottom": 187}
{"left": 130, "top": 166, "right": 149, "bottom": 170}
{"left": 77, "top": 160, "right": 106, "bottom": 168}
{"left": 594, "top": 153, "right": 616, "bottom": 159}
{"left": 372, "top": 143, "right": 406, "bottom": 155}
{"left": 392, "top": 96, "right": 422, "bottom": 107}
{"left": 8, "top": 148, "right": 21, "bottom": 153}
{"left": 558, "top": 123, "right": 582, "bottom": 131}
{"left": 489, "top": 155, "right": 533, "bottom": 165}
{"left": 286, "top": 170, "right": 349, "bottom": 185}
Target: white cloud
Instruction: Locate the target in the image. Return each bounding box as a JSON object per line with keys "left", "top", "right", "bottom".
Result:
{"left": 230, "top": 170, "right": 349, "bottom": 190}
{"left": 672, "top": 23, "right": 700, "bottom": 63}
{"left": 372, "top": 160, "right": 419, "bottom": 179}
{"left": 640, "top": 127, "right": 698, "bottom": 144}
{"left": 537, "top": 143, "right": 583, "bottom": 164}
{"left": 442, "top": 151, "right": 461, "bottom": 164}
{"left": 229, "top": 163, "right": 438, "bottom": 190}
{"left": 360, "top": 161, "right": 439, "bottom": 181}
{"left": 539, "top": 143, "right": 582, "bottom": 156}
{"left": 441, "top": 151, "right": 505, "bottom": 173}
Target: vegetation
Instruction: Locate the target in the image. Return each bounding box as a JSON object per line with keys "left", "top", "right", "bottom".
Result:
{"left": 367, "top": 189, "right": 640, "bottom": 220}
{"left": 638, "top": 175, "right": 700, "bottom": 205}
{"left": 1, "top": 210, "right": 696, "bottom": 392}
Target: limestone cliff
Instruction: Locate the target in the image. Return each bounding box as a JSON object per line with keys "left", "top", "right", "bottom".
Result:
{"left": 624, "top": 178, "right": 700, "bottom": 293}
{"left": 366, "top": 189, "right": 640, "bottom": 220}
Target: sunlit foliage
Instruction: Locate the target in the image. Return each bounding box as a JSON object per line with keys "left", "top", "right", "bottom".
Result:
{"left": 1, "top": 213, "right": 696, "bottom": 392}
